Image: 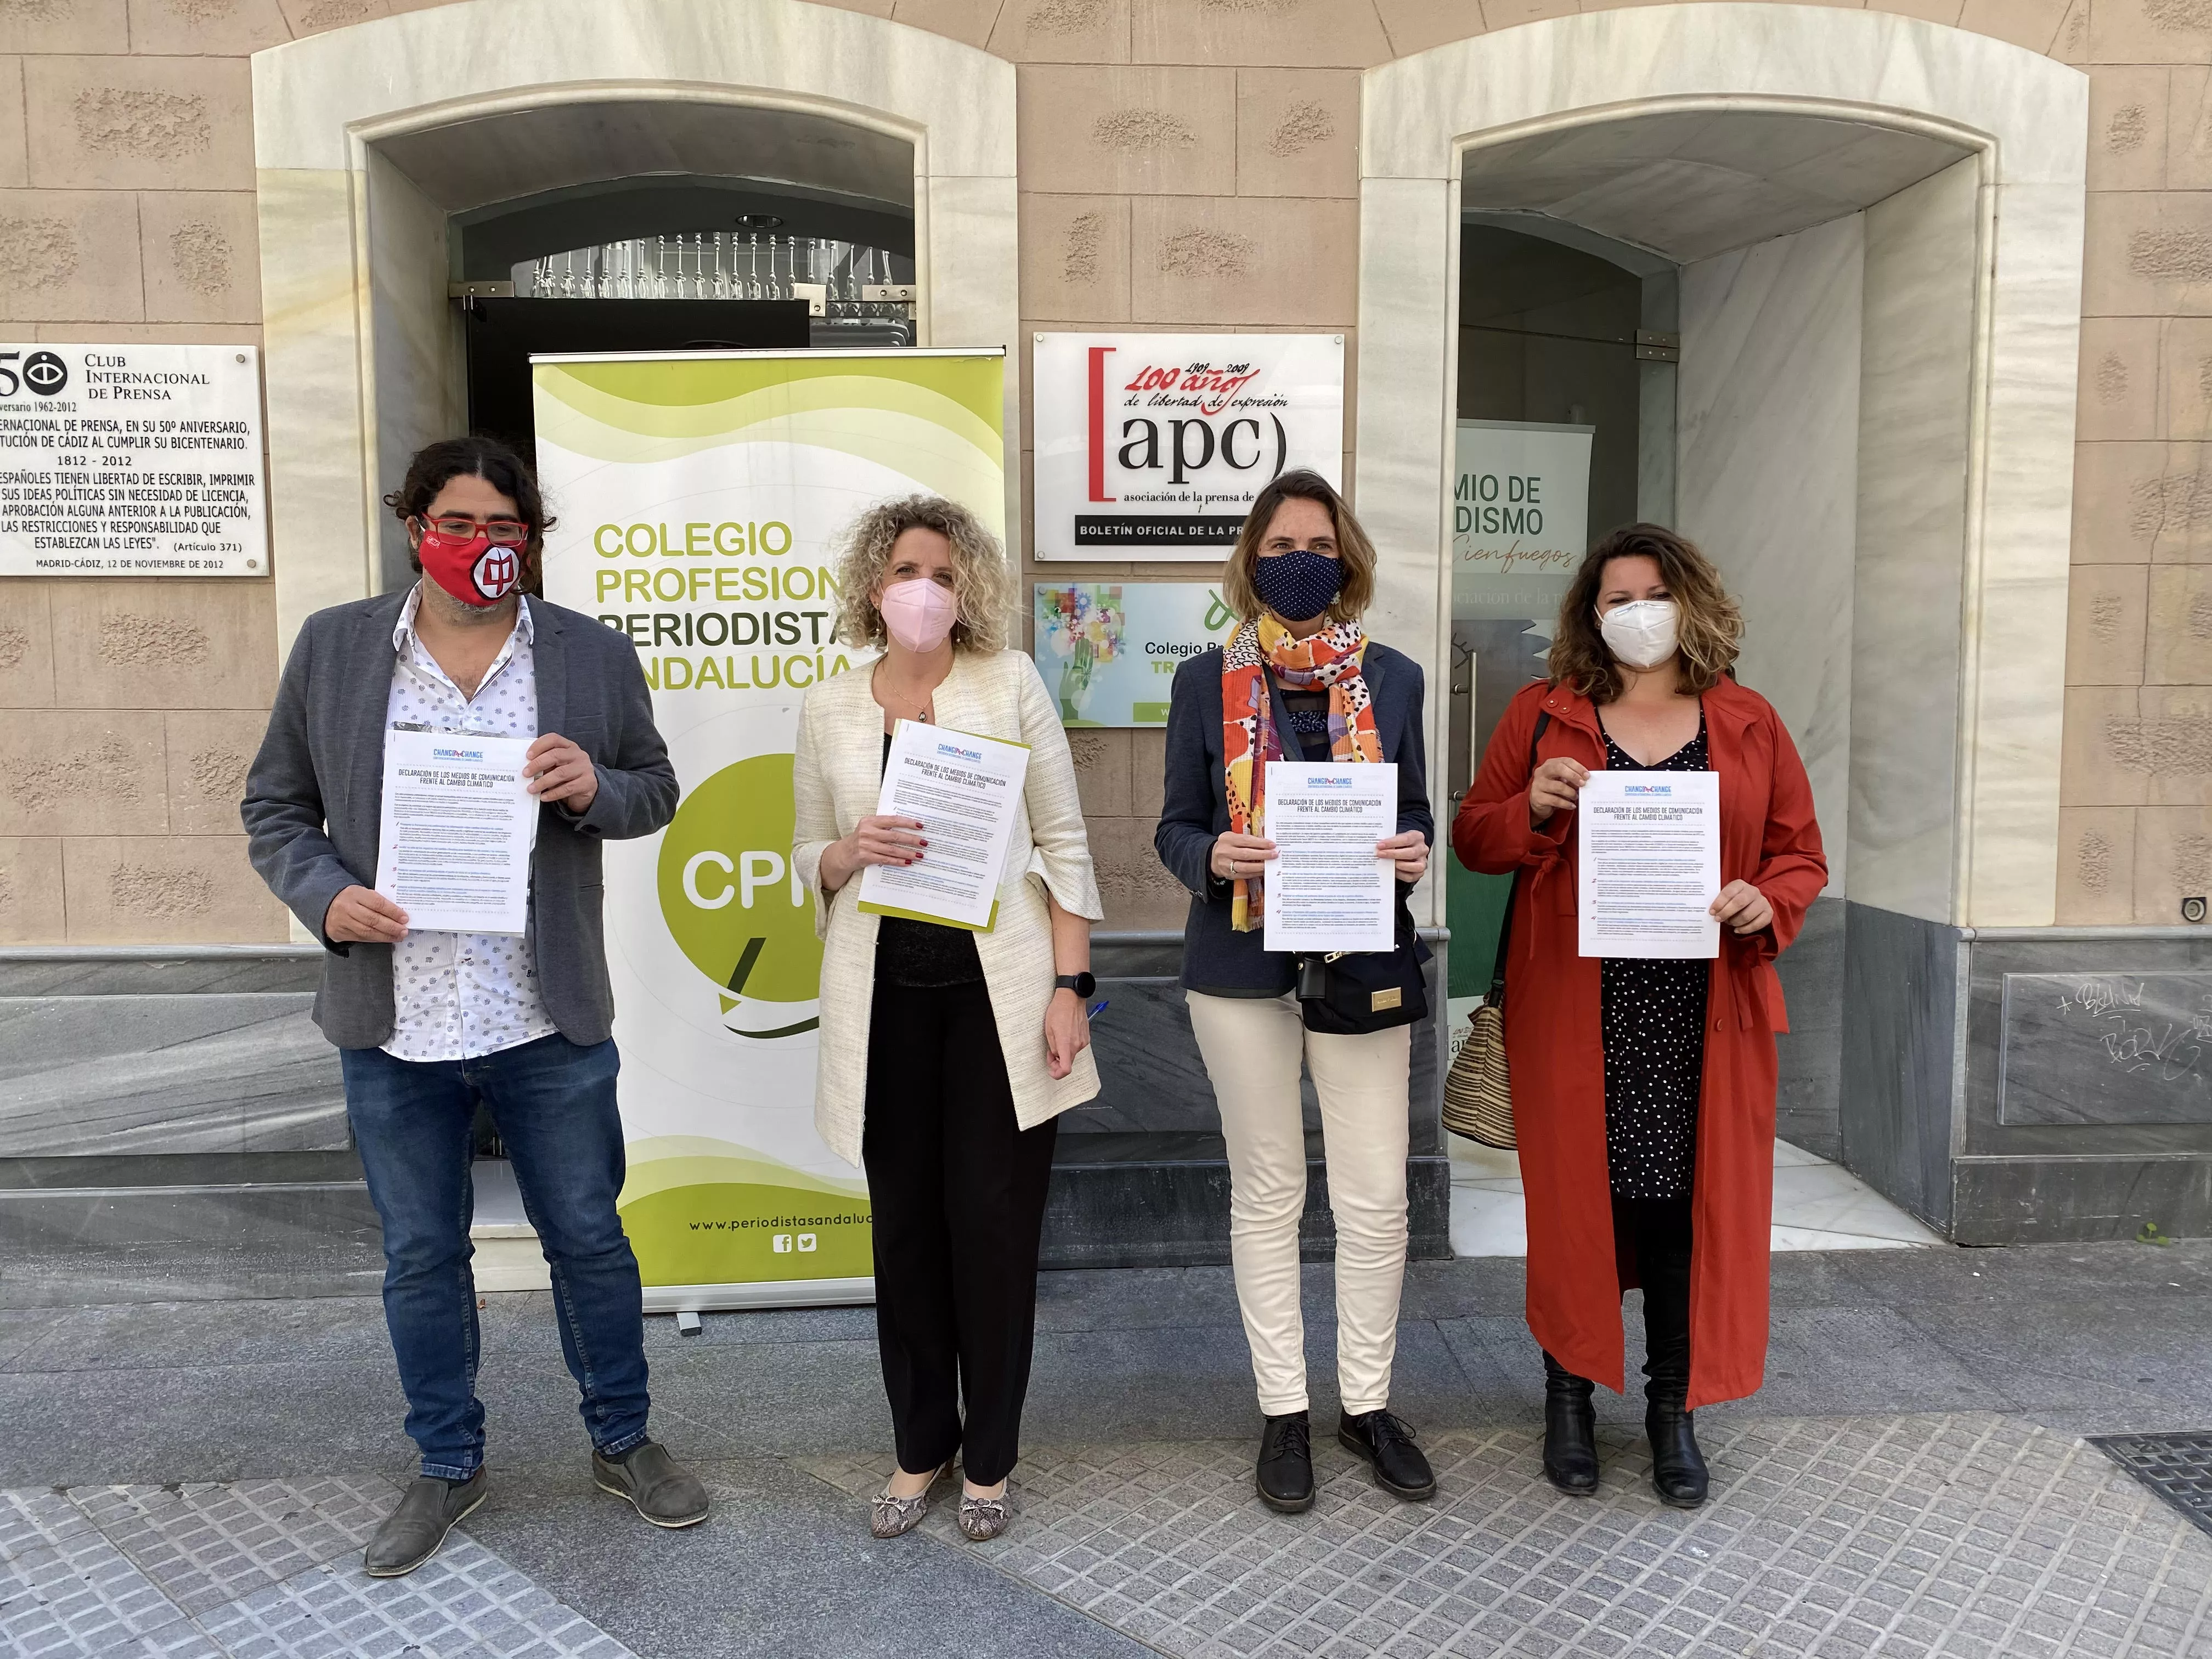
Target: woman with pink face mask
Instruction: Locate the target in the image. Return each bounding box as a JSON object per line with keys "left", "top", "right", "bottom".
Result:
{"left": 792, "top": 495, "right": 1103, "bottom": 1544}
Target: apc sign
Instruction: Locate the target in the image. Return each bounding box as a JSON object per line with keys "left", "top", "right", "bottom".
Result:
{"left": 1032, "top": 332, "right": 1344, "bottom": 562}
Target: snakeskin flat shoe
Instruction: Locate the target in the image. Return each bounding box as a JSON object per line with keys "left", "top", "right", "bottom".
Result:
{"left": 870, "top": 1462, "right": 953, "bottom": 1539}
{"left": 957, "top": 1491, "right": 1012, "bottom": 1541}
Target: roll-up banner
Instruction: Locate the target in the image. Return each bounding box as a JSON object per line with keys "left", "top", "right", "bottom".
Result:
{"left": 534, "top": 349, "right": 1007, "bottom": 1311}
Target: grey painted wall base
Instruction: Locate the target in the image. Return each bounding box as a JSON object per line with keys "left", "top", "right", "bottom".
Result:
{"left": 1840, "top": 905, "right": 2212, "bottom": 1245}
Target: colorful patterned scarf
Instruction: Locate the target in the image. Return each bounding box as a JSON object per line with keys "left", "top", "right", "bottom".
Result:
{"left": 1222, "top": 612, "right": 1384, "bottom": 932}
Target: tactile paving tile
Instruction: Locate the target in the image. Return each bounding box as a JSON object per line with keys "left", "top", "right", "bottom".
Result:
{"left": 0, "top": 1487, "right": 197, "bottom": 1656}
{"left": 72, "top": 1475, "right": 398, "bottom": 1616}
{"left": 194, "top": 1534, "right": 637, "bottom": 1659}
{"left": 806, "top": 1413, "right": 2212, "bottom": 1658}
{"left": 2090, "top": 1430, "right": 2212, "bottom": 1542}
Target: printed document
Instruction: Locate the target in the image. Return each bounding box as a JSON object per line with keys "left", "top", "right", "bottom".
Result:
{"left": 857, "top": 720, "right": 1030, "bottom": 932}
{"left": 1576, "top": 769, "right": 1720, "bottom": 958}
{"left": 375, "top": 729, "right": 538, "bottom": 935}
{"left": 1261, "top": 761, "right": 1398, "bottom": 955}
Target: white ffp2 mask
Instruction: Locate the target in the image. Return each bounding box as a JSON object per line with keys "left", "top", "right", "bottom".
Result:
{"left": 1598, "top": 599, "right": 1680, "bottom": 669}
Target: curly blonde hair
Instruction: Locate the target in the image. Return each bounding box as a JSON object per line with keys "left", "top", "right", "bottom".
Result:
{"left": 1548, "top": 523, "right": 1743, "bottom": 702}
{"left": 832, "top": 494, "right": 1014, "bottom": 654}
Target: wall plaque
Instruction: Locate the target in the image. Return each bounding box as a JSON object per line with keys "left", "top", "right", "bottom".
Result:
{"left": 1997, "top": 972, "right": 2212, "bottom": 1125}
{"left": 0, "top": 343, "right": 267, "bottom": 577}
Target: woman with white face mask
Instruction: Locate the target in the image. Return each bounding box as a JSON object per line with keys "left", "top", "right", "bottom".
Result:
{"left": 1453, "top": 524, "right": 1826, "bottom": 1510}
{"left": 792, "top": 496, "right": 1103, "bottom": 1543}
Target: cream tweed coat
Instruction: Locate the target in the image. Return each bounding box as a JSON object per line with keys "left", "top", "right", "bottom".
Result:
{"left": 792, "top": 648, "right": 1105, "bottom": 1170}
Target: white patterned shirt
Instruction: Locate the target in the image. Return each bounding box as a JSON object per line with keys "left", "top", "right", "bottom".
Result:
{"left": 381, "top": 585, "right": 557, "bottom": 1063}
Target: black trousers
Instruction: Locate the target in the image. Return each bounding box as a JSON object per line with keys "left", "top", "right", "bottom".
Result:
{"left": 1615, "top": 1195, "right": 1694, "bottom": 1399}
{"left": 861, "top": 977, "right": 1058, "bottom": 1487}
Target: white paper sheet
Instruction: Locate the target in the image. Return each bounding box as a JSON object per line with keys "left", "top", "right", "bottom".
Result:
{"left": 1261, "top": 760, "right": 1398, "bottom": 955}
{"left": 856, "top": 720, "right": 1031, "bottom": 932}
{"left": 1576, "top": 768, "right": 1721, "bottom": 959}
{"left": 374, "top": 729, "right": 538, "bottom": 935}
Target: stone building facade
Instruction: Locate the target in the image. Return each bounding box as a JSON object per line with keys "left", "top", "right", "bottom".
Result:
{"left": 0, "top": 0, "right": 2207, "bottom": 1251}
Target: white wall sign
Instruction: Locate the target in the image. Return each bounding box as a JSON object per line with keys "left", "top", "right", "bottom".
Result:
{"left": 1034, "top": 332, "right": 1344, "bottom": 562}
{"left": 1451, "top": 419, "right": 1591, "bottom": 616}
{"left": 0, "top": 343, "right": 267, "bottom": 578}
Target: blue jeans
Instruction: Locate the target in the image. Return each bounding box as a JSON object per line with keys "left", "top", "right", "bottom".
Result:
{"left": 340, "top": 1033, "right": 652, "bottom": 1479}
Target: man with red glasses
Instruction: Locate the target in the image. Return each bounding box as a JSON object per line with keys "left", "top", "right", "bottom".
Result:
{"left": 242, "top": 436, "right": 709, "bottom": 1576}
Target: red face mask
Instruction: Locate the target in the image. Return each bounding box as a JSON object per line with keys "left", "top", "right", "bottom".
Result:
{"left": 416, "top": 526, "right": 521, "bottom": 607}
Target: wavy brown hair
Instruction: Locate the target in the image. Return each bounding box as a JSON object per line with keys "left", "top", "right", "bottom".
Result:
{"left": 1220, "top": 469, "right": 1376, "bottom": 625}
{"left": 1548, "top": 523, "right": 1742, "bottom": 703}
{"left": 832, "top": 494, "right": 1014, "bottom": 654}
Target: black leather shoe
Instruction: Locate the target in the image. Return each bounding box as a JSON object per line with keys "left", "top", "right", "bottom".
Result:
{"left": 1541, "top": 1352, "right": 1600, "bottom": 1496}
{"left": 1256, "top": 1411, "right": 1315, "bottom": 1513}
{"left": 1338, "top": 1409, "right": 1436, "bottom": 1502}
{"left": 1645, "top": 1402, "right": 1709, "bottom": 1508}
{"left": 363, "top": 1469, "right": 488, "bottom": 1578}
{"left": 592, "top": 1438, "right": 711, "bottom": 1528}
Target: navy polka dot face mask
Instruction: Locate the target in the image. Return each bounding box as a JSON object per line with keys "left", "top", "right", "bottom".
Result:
{"left": 1252, "top": 548, "right": 1345, "bottom": 623}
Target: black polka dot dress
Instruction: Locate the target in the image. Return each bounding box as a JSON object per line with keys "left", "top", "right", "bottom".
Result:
{"left": 1598, "top": 713, "right": 1712, "bottom": 1201}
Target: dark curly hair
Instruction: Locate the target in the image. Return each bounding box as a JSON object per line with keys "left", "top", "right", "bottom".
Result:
{"left": 381, "top": 436, "right": 556, "bottom": 593}
{"left": 1547, "top": 523, "right": 1742, "bottom": 703}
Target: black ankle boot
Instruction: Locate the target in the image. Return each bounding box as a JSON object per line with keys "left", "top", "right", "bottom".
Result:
{"left": 1641, "top": 1249, "right": 1709, "bottom": 1509}
{"left": 1541, "top": 1352, "right": 1599, "bottom": 1496}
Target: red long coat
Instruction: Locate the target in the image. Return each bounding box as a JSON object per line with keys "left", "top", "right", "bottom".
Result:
{"left": 1452, "top": 675, "right": 1827, "bottom": 1409}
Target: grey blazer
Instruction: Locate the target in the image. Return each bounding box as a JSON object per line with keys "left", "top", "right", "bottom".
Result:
{"left": 241, "top": 591, "right": 678, "bottom": 1050}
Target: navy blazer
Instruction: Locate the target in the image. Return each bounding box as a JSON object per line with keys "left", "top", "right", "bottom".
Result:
{"left": 1153, "top": 640, "right": 1432, "bottom": 996}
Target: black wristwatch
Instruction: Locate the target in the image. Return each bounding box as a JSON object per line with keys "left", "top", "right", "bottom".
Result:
{"left": 1054, "top": 972, "right": 1096, "bottom": 999}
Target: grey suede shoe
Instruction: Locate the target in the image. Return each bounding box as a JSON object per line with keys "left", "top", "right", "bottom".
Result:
{"left": 591, "top": 1438, "right": 711, "bottom": 1528}
{"left": 363, "top": 1469, "right": 488, "bottom": 1578}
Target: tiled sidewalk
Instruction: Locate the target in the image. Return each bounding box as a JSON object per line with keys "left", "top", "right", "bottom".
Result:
{"left": 806, "top": 1414, "right": 2212, "bottom": 1659}
{"left": 0, "top": 1477, "right": 634, "bottom": 1659}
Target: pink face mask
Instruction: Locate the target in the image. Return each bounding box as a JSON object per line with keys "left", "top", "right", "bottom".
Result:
{"left": 879, "top": 577, "right": 958, "bottom": 652}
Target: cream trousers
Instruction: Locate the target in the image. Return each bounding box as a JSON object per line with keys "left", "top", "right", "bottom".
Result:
{"left": 1186, "top": 991, "right": 1412, "bottom": 1417}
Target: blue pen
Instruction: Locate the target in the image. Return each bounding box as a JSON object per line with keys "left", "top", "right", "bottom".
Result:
{"left": 1088, "top": 999, "right": 1109, "bottom": 1018}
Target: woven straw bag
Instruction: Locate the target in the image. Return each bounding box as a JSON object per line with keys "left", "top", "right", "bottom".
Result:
{"left": 1440, "top": 713, "right": 1549, "bottom": 1152}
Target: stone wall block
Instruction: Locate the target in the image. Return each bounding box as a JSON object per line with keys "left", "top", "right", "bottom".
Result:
{"left": 1874, "top": 0, "right": 1966, "bottom": 25}
{"left": 2060, "top": 683, "right": 2150, "bottom": 806}
{"left": 0, "top": 57, "right": 26, "bottom": 189}
{"left": 126, "top": 0, "right": 291, "bottom": 56}
{"left": 274, "top": 0, "right": 387, "bottom": 36}
{"left": 1476, "top": 0, "right": 1578, "bottom": 27}
{"left": 2159, "top": 315, "right": 2212, "bottom": 437}
{"left": 2075, "top": 317, "right": 2160, "bottom": 441}
{"left": 25, "top": 54, "right": 251, "bottom": 192}
{"left": 2070, "top": 440, "right": 2212, "bottom": 563}
{"left": 2090, "top": 0, "right": 2212, "bottom": 64}
{"left": 138, "top": 188, "right": 259, "bottom": 324}
{"left": 1372, "top": 0, "right": 1487, "bottom": 56}
{"left": 2134, "top": 685, "right": 2212, "bottom": 804}
{"left": 60, "top": 832, "right": 283, "bottom": 942}
{"left": 2083, "top": 191, "right": 2212, "bottom": 318}
{"left": 1131, "top": 0, "right": 1391, "bottom": 67}
{"left": 48, "top": 577, "right": 277, "bottom": 709}
{"left": 162, "top": 707, "right": 263, "bottom": 834}
{"left": 0, "top": 185, "right": 141, "bottom": 323}
{"left": 1020, "top": 193, "right": 1132, "bottom": 323}
{"left": 2165, "top": 67, "right": 2212, "bottom": 190}
{"left": 0, "top": 836, "right": 64, "bottom": 941}
{"left": 1131, "top": 195, "right": 1357, "bottom": 325}
{"left": 1130, "top": 724, "right": 1167, "bottom": 819}
{"left": 0, "top": 0, "right": 126, "bottom": 53}
{"left": 0, "top": 708, "right": 167, "bottom": 835}
{"left": 2090, "top": 66, "right": 2170, "bottom": 193}
{"left": 2065, "top": 561, "right": 2148, "bottom": 684}
{"left": 2054, "top": 805, "right": 2138, "bottom": 923}
{"left": 990, "top": 0, "right": 1131, "bottom": 63}
{"left": 32, "top": 320, "right": 258, "bottom": 344}
{"left": 2146, "top": 562, "right": 2212, "bottom": 684}
{"left": 0, "top": 579, "right": 54, "bottom": 706}
{"left": 1067, "top": 726, "right": 1132, "bottom": 819}
{"left": 1018, "top": 65, "right": 1238, "bottom": 198}
{"left": 1088, "top": 814, "right": 1188, "bottom": 929}
{"left": 1962, "top": 0, "right": 2070, "bottom": 55}
{"left": 2132, "top": 805, "right": 2212, "bottom": 918}
{"left": 889, "top": 0, "right": 1000, "bottom": 48}
{"left": 1235, "top": 67, "right": 1358, "bottom": 200}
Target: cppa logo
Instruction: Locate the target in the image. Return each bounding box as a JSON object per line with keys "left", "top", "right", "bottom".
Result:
{"left": 657, "top": 753, "right": 823, "bottom": 1039}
